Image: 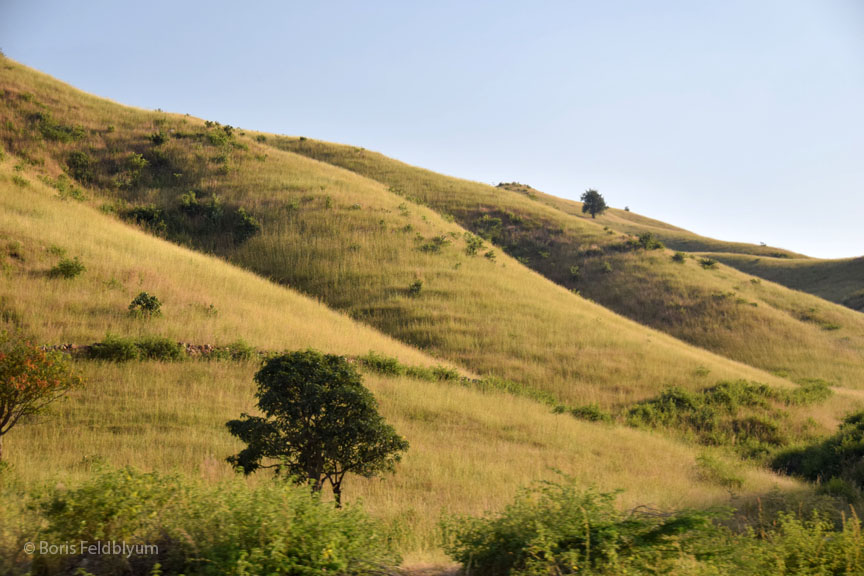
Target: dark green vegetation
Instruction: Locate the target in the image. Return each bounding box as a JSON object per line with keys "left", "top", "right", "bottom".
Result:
{"left": 227, "top": 350, "right": 409, "bottom": 507}
{"left": 1, "top": 467, "right": 398, "bottom": 576}
{"left": 443, "top": 477, "right": 864, "bottom": 576}
{"left": 774, "top": 411, "right": 864, "bottom": 495}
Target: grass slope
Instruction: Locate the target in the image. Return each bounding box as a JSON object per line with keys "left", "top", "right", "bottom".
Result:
{"left": 699, "top": 252, "right": 864, "bottom": 312}
{"left": 0, "top": 57, "right": 810, "bottom": 410}
{"left": 271, "top": 139, "right": 864, "bottom": 388}
{"left": 0, "top": 155, "right": 807, "bottom": 562}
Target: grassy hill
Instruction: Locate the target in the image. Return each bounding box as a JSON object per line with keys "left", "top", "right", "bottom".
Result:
{"left": 517, "top": 186, "right": 864, "bottom": 311}
{"left": 270, "top": 139, "right": 864, "bottom": 388}
{"left": 698, "top": 253, "right": 864, "bottom": 312}
{"left": 0, "top": 141, "right": 812, "bottom": 562}
{"left": 0, "top": 57, "right": 815, "bottom": 412}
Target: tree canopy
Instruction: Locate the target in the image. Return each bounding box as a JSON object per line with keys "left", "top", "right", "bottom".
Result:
{"left": 580, "top": 189, "right": 608, "bottom": 218}
{"left": 227, "top": 349, "right": 409, "bottom": 506}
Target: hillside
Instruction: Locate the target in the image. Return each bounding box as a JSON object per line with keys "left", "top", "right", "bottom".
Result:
{"left": 514, "top": 186, "right": 864, "bottom": 311}
{"left": 270, "top": 139, "right": 864, "bottom": 388}
{"left": 699, "top": 253, "right": 864, "bottom": 312}
{"left": 0, "top": 57, "right": 815, "bottom": 411}
{"left": 0, "top": 145, "right": 810, "bottom": 561}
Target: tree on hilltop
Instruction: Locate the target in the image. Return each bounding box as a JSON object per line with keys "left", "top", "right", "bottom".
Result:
{"left": 581, "top": 189, "right": 608, "bottom": 219}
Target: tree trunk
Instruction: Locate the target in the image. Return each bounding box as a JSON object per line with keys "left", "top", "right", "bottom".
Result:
{"left": 333, "top": 482, "right": 342, "bottom": 509}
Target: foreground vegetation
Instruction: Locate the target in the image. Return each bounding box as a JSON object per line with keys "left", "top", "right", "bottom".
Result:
{"left": 443, "top": 476, "right": 864, "bottom": 576}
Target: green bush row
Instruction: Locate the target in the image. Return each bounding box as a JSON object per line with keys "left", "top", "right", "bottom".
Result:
{"left": 0, "top": 466, "right": 398, "bottom": 576}
{"left": 442, "top": 476, "right": 864, "bottom": 576}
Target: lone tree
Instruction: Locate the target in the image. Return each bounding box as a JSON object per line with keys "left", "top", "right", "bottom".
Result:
{"left": 0, "top": 334, "right": 81, "bottom": 462}
{"left": 580, "top": 189, "right": 608, "bottom": 219}
{"left": 227, "top": 349, "right": 409, "bottom": 507}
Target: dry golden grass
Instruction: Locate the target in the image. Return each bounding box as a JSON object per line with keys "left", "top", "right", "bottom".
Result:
{"left": 272, "top": 138, "right": 864, "bottom": 390}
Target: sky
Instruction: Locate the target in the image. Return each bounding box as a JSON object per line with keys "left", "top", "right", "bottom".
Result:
{"left": 1, "top": 0, "right": 862, "bottom": 258}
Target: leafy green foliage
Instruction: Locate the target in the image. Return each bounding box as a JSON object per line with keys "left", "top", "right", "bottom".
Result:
{"left": 773, "top": 410, "right": 864, "bottom": 491}
{"left": 135, "top": 335, "right": 184, "bottom": 361}
{"left": 88, "top": 334, "right": 183, "bottom": 362}
{"left": 464, "top": 232, "right": 484, "bottom": 256}
{"left": 580, "top": 189, "right": 608, "bottom": 218}
{"left": 700, "top": 257, "right": 718, "bottom": 269}
{"left": 24, "top": 466, "right": 399, "bottom": 576}
{"left": 226, "top": 350, "right": 409, "bottom": 506}
{"left": 443, "top": 477, "right": 864, "bottom": 576}
{"left": 672, "top": 251, "right": 687, "bottom": 263}
{"left": 128, "top": 292, "right": 162, "bottom": 318}
{"left": 443, "top": 477, "right": 723, "bottom": 576}
{"left": 569, "top": 404, "right": 612, "bottom": 423}
{"left": 65, "top": 150, "right": 92, "bottom": 183}
{"left": 48, "top": 256, "right": 85, "bottom": 279}
{"left": 626, "top": 381, "right": 826, "bottom": 457}
{"left": 29, "top": 111, "right": 85, "bottom": 142}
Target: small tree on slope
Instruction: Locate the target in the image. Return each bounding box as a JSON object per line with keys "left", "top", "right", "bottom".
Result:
{"left": 581, "top": 189, "right": 608, "bottom": 219}
{"left": 0, "top": 334, "right": 81, "bottom": 462}
{"left": 226, "top": 349, "right": 408, "bottom": 507}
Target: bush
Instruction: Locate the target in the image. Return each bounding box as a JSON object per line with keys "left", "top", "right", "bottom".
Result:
{"left": 627, "top": 381, "right": 790, "bottom": 457}
{"left": 672, "top": 251, "right": 687, "bottom": 263}
{"left": 700, "top": 257, "right": 718, "bottom": 269}
{"left": 358, "top": 351, "right": 404, "bottom": 376}
{"left": 442, "top": 477, "right": 722, "bottom": 576}
{"left": 66, "top": 151, "right": 92, "bottom": 183}
{"left": 128, "top": 292, "right": 162, "bottom": 318}
{"left": 569, "top": 404, "right": 612, "bottom": 423}
{"left": 408, "top": 279, "right": 423, "bottom": 297}
{"left": 225, "top": 339, "right": 256, "bottom": 361}
{"left": 27, "top": 466, "right": 399, "bottom": 576}
{"left": 464, "top": 233, "right": 484, "bottom": 256}
{"left": 124, "top": 204, "right": 167, "bottom": 234}
{"left": 637, "top": 232, "right": 664, "bottom": 250}
{"left": 49, "top": 257, "right": 85, "bottom": 279}
{"left": 772, "top": 410, "right": 864, "bottom": 490}
{"left": 88, "top": 334, "right": 140, "bottom": 362}
{"left": 442, "top": 477, "right": 864, "bottom": 576}
{"left": 135, "top": 336, "right": 184, "bottom": 361}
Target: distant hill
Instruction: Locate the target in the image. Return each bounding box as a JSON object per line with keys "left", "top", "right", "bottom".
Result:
{"left": 270, "top": 139, "right": 864, "bottom": 388}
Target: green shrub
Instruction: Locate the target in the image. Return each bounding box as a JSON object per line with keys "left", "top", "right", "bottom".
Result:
{"left": 637, "top": 232, "right": 664, "bottom": 250}
{"left": 231, "top": 207, "right": 261, "bottom": 243}
{"left": 700, "top": 257, "right": 718, "bottom": 269}
{"left": 672, "top": 251, "right": 687, "bottom": 263}
{"left": 88, "top": 334, "right": 140, "bottom": 362}
{"left": 772, "top": 410, "right": 864, "bottom": 490}
{"left": 627, "top": 381, "right": 789, "bottom": 456}
{"left": 49, "top": 256, "right": 85, "bottom": 279}
{"left": 408, "top": 279, "right": 423, "bottom": 297}
{"left": 149, "top": 130, "right": 168, "bottom": 145}
{"left": 358, "top": 351, "right": 404, "bottom": 376}
{"left": 442, "top": 477, "right": 864, "bottom": 576}
{"left": 442, "top": 477, "right": 722, "bottom": 576}
{"left": 66, "top": 150, "right": 92, "bottom": 183}
{"left": 135, "top": 336, "right": 184, "bottom": 361}
{"left": 226, "top": 339, "right": 256, "bottom": 361}
{"left": 464, "top": 233, "right": 484, "bottom": 256}
{"left": 128, "top": 292, "right": 162, "bottom": 318}
{"left": 124, "top": 204, "right": 167, "bottom": 234}
{"left": 569, "top": 404, "right": 612, "bottom": 423}
{"left": 28, "top": 466, "right": 399, "bottom": 576}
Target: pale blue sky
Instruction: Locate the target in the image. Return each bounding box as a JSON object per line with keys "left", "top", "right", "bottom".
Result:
{"left": 2, "top": 0, "right": 862, "bottom": 257}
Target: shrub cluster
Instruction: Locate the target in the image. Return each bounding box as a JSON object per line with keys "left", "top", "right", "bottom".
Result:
{"left": 442, "top": 477, "right": 864, "bottom": 576}
{"left": 128, "top": 292, "right": 162, "bottom": 318}
{"left": 626, "top": 380, "right": 830, "bottom": 457}
{"left": 356, "top": 352, "right": 459, "bottom": 382}
{"left": 4, "top": 466, "right": 398, "bottom": 576}
{"left": 48, "top": 257, "right": 85, "bottom": 279}
{"left": 773, "top": 410, "right": 864, "bottom": 492}
{"left": 88, "top": 334, "right": 184, "bottom": 362}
